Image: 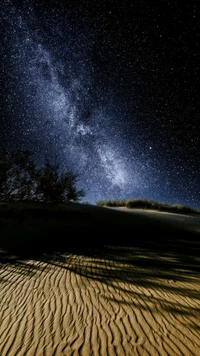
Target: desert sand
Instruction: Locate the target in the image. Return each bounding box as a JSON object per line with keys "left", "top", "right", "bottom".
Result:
{"left": 0, "top": 203, "right": 200, "bottom": 355}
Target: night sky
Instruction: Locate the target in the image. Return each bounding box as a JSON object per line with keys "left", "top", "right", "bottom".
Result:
{"left": 1, "top": 0, "right": 200, "bottom": 208}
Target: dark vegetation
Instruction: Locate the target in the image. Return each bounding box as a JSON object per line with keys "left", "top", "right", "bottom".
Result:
{"left": 0, "top": 146, "right": 85, "bottom": 203}
{"left": 96, "top": 198, "right": 200, "bottom": 214}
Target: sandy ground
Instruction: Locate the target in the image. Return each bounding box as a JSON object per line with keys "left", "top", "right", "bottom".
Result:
{"left": 1, "top": 247, "right": 200, "bottom": 355}
{"left": 0, "top": 205, "right": 200, "bottom": 355}
{"left": 109, "top": 207, "right": 200, "bottom": 234}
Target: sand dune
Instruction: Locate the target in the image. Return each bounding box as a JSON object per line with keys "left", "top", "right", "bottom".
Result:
{"left": 109, "top": 207, "right": 200, "bottom": 234}
{"left": 0, "top": 203, "right": 200, "bottom": 355}
{"left": 1, "top": 243, "right": 200, "bottom": 356}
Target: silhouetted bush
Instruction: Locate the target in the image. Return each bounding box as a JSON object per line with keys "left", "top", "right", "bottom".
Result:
{"left": 35, "top": 159, "right": 85, "bottom": 203}
{"left": 96, "top": 198, "right": 200, "bottom": 214}
{"left": 0, "top": 147, "right": 85, "bottom": 203}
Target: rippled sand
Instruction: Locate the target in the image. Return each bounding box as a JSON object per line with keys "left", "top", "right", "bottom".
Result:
{"left": 1, "top": 245, "right": 200, "bottom": 356}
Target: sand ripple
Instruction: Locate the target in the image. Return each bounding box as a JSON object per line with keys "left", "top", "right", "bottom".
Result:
{"left": 0, "top": 246, "right": 200, "bottom": 355}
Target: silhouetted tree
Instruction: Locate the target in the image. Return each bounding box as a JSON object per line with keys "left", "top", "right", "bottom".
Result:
{"left": 0, "top": 148, "right": 36, "bottom": 200}
{"left": 0, "top": 149, "right": 85, "bottom": 203}
{"left": 0, "top": 146, "right": 9, "bottom": 198}
{"left": 35, "top": 159, "right": 85, "bottom": 202}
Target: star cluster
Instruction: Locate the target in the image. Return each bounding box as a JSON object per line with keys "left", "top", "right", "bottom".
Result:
{"left": 1, "top": 0, "right": 200, "bottom": 207}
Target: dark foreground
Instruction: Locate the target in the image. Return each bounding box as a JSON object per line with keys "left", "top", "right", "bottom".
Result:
{"left": 0, "top": 201, "right": 199, "bottom": 260}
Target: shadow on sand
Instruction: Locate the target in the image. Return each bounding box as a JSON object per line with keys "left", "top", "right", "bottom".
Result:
{"left": 1, "top": 202, "right": 200, "bottom": 330}
{"left": 0, "top": 201, "right": 200, "bottom": 285}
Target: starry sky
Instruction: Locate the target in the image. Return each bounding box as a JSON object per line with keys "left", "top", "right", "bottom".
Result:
{"left": 1, "top": 0, "right": 200, "bottom": 208}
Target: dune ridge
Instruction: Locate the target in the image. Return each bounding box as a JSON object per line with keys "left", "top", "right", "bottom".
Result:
{"left": 1, "top": 244, "right": 200, "bottom": 356}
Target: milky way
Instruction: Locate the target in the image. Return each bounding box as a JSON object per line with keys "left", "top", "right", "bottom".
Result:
{"left": 1, "top": 1, "right": 200, "bottom": 207}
